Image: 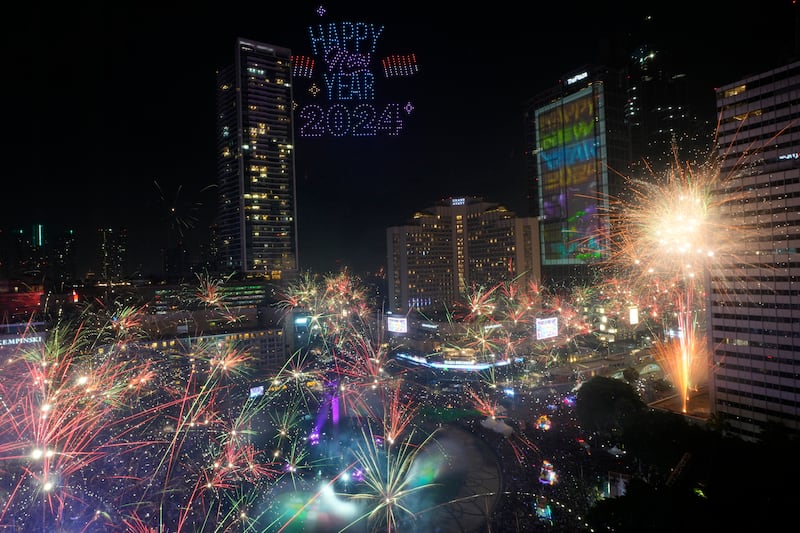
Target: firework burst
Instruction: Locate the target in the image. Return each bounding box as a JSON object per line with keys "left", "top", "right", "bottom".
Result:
{"left": 343, "top": 422, "right": 441, "bottom": 533}
{"left": 0, "top": 276, "right": 299, "bottom": 532}
{"left": 379, "top": 381, "right": 418, "bottom": 446}
{"left": 596, "top": 144, "right": 758, "bottom": 410}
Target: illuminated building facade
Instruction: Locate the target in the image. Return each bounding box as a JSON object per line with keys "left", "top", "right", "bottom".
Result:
{"left": 216, "top": 38, "right": 298, "bottom": 280}
{"left": 0, "top": 281, "right": 43, "bottom": 324}
{"left": 709, "top": 60, "right": 800, "bottom": 440}
{"left": 386, "top": 196, "right": 540, "bottom": 314}
{"left": 524, "top": 67, "right": 630, "bottom": 287}
{"left": 148, "top": 281, "right": 274, "bottom": 315}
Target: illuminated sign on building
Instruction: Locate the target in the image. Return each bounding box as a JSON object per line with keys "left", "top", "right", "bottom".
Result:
{"left": 535, "top": 317, "right": 559, "bottom": 340}
{"left": 0, "top": 335, "right": 44, "bottom": 346}
{"left": 387, "top": 316, "right": 408, "bottom": 333}
{"left": 294, "top": 11, "right": 418, "bottom": 138}
{"left": 566, "top": 71, "right": 588, "bottom": 85}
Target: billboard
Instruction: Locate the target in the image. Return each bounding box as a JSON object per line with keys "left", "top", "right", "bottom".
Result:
{"left": 386, "top": 316, "right": 408, "bottom": 333}
{"left": 535, "top": 316, "right": 559, "bottom": 340}
{"left": 535, "top": 85, "right": 607, "bottom": 265}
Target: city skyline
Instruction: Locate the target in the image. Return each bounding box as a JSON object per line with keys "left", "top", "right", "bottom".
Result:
{"left": 3, "top": 2, "right": 798, "bottom": 277}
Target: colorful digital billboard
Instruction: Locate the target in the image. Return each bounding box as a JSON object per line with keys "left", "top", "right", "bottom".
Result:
{"left": 535, "top": 85, "right": 607, "bottom": 265}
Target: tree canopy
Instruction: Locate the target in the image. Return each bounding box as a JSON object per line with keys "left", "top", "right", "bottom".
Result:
{"left": 575, "top": 375, "right": 645, "bottom": 438}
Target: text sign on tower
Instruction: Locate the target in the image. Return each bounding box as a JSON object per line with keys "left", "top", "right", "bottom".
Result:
{"left": 293, "top": 9, "right": 418, "bottom": 138}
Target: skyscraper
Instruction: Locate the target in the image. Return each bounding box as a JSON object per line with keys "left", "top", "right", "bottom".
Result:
{"left": 709, "top": 60, "right": 800, "bottom": 440}
{"left": 524, "top": 66, "right": 630, "bottom": 288}
{"left": 386, "top": 196, "right": 540, "bottom": 314}
{"left": 97, "top": 227, "right": 128, "bottom": 282}
{"left": 215, "top": 38, "right": 298, "bottom": 281}
{"left": 623, "top": 14, "right": 715, "bottom": 177}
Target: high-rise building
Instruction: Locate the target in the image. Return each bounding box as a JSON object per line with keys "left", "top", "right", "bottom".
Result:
{"left": 215, "top": 38, "right": 298, "bottom": 281}
{"left": 9, "top": 224, "right": 48, "bottom": 280}
{"left": 709, "top": 60, "right": 800, "bottom": 440}
{"left": 524, "top": 66, "right": 630, "bottom": 288}
{"left": 624, "top": 31, "right": 715, "bottom": 177}
{"left": 386, "top": 196, "right": 540, "bottom": 314}
{"left": 0, "top": 224, "right": 81, "bottom": 290}
{"left": 97, "top": 227, "right": 128, "bottom": 281}
{"left": 615, "top": 13, "right": 719, "bottom": 176}
{"left": 51, "top": 228, "right": 77, "bottom": 289}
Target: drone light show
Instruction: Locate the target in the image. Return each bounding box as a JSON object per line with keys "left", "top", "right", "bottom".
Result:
{"left": 293, "top": 7, "right": 418, "bottom": 138}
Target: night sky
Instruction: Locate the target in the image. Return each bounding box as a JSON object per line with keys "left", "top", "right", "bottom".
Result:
{"left": 3, "top": 2, "right": 797, "bottom": 276}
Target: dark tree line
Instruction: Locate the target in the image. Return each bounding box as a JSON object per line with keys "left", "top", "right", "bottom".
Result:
{"left": 575, "top": 376, "right": 799, "bottom": 532}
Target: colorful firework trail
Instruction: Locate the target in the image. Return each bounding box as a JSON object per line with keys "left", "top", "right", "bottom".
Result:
{"left": 5, "top": 264, "right": 649, "bottom": 532}
{"left": 0, "top": 277, "right": 309, "bottom": 532}
{"left": 465, "top": 385, "right": 539, "bottom": 465}
{"left": 1, "top": 269, "right": 497, "bottom": 532}
{"left": 276, "top": 269, "right": 375, "bottom": 348}
{"left": 343, "top": 421, "right": 442, "bottom": 533}
{"left": 438, "top": 277, "right": 599, "bottom": 373}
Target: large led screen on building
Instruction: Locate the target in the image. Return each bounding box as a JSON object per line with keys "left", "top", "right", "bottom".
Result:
{"left": 535, "top": 85, "right": 607, "bottom": 265}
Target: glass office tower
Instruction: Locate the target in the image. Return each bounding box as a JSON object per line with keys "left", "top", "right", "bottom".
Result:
{"left": 710, "top": 60, "right": 800, "bottom": 440}
{"left": 524, "top": 66, "right": 629, "bottom": 288}
{"left": 216, "top": 38, "right": 298, "bottom": 280}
